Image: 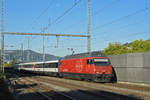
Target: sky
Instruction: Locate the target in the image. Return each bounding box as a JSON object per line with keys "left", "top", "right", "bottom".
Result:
{"left": 1, "top": 0, "right": 150, "bottom": 57}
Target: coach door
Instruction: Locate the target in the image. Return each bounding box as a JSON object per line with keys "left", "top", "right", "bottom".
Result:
{"left": 86, "top": 59, "right": 93, "bottom": 73}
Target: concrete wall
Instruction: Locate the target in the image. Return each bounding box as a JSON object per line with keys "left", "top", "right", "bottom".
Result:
{"left": 109, "top": 52, "right": 150, "bottom": 84}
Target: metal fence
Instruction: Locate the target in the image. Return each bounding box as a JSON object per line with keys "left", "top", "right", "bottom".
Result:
{"left": 109, "top": 52, "right": 150, "bottom": 84}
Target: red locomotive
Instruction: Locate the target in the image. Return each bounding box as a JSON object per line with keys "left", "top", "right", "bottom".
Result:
{"left": 15, "top": 51, "right": 116, "bottom": 83}
{"left": 59, "top": 51, "right": 114, "bottom": 82}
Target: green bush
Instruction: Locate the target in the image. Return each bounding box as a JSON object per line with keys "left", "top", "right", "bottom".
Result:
{"left": 102, "top": 40, "right": 150, "bottom": 55}
{"left": 0, "top": 70, "right": 5, "bottom": 81}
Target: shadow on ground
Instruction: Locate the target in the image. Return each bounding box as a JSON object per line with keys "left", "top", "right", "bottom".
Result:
{"left": 4, "top": 68, "right": 145, "bottom": 100}
{"left": 13, "top": 84, "right": 144, "bottom": 100}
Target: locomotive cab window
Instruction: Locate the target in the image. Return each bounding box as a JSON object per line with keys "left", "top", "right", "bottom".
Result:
{"left": 87, "top": 59, "right": 93, "bottom": 64}
{"left": 94, "top": 59, "right": 110, "bottom": 66}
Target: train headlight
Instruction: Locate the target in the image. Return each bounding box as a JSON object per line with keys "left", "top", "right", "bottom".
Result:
{"left": 108, "top": 72, "right": 111, "bottom": 74}
{"left": 96, "top": 72, "right": 99, "bottom": 74}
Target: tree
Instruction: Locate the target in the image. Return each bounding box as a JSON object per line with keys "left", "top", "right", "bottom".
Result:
{"left": 11, "top": 57, "right": 16, "bottom": 66}
{"left": 102, "top": 39, "right": 150, "bottom": 55}
{"left": 4, "top": 57, "right": 16, "bottom": 67}
{"left": 102, "top": 42, "right": 128, "bottom": 55}
{"left": 130, "top": 40, "right": 150, "bottom": 53}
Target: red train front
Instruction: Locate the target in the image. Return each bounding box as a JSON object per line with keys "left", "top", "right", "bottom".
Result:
{"left": 59, "top": 52, "right": 114, "bottom": 82}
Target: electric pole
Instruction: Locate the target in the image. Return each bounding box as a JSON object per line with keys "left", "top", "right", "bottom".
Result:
{"left": 1, "top": 0, "right": 5, "bottom": 73}
{"left": 21, "top": 44, "right": 24, "bottom": 63}
{"left": 42, "top": 27, "right": 46, "bottom": 63}
{"left": 55, "top": 36, "right": 59, "bottom": 48}
{"left": 27, "top": 37, "right": 30, "bottom": 62}
{"left": 88, "top": 0, "right": 91, "bottom": 52}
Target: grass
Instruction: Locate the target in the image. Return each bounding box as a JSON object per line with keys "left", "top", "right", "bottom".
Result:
{"left": 0, "top": 70, "right": 6, "bottom": 80}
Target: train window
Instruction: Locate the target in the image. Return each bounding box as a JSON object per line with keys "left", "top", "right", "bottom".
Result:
{"left": 87, "top": 59, "right": 93, "bottom": 64}
{"left": 36, "top": 63, "right": 43, "bottom": 68}
{"left": 51, "top": 63, "right": 58, "bottom": 68}
{"left": 55, "top": 63, "right": 58, "bottom": 68}
{"left": 87, "top": 60, "right": 90, "bottom": 64}
{"left": 44, "top": 63, "right": 58, "bottom": 68}
{"left": 36, "top": 64, "right": 39, "bottom": 68}
{"left": 94, "top": 59, "right": 110, "bottom": 66}
{"left": 27, "top": 65, "right": 29, "bottom": 68}
{"left": 51, "top": 64, "right": 54, "bottom": 68}
{"left": 29, "top": 64, "right": 32, "bottom": 68}
{"left": 41, "top": 64, "right": 44, "bottom": 68}
{"left": 44, "top": 63, "right": 49, "bottom": 68}
{"left": 47, "top": 63, "right": 50, "bottom": 68}
{"left": 48, "top": 63, "right": 51, "bottom": 68}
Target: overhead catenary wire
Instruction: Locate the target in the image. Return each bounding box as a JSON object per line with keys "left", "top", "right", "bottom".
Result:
{"left": 125, "top": 30, "right": 150, "bottom": 37}
{"left": 43, "top": 0, "right": 82, "bottom": 32}
{"left": 62, "top": 0, "right": 121, "bottom": 32}
{"left": 114, "top": 30, "right": 150, "bottom": 42}
{"left": 92, "top": 5, "right": 150, "bottom": 31}
{"left": 31, "top": 0, "right": 56, "bottom": 30}
{"left": 47, "top": 45, "right": 87, "bottom": 48}
{"left": 92, "top": 0, "right": 121, "bottom": 16}
{"left": 91, "top": 30, "right": 150, "bottom": 44}
{"left": 92, "top": 18, "right": 150, "bottom": 37}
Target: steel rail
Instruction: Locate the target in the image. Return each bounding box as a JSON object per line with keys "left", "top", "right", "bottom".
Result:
{"left": 34, "top": 76, "right": 142, "bottom": 100}
{"left": 22, "top": 78, "right": 77, "bottom": 100}
{"left": 41, "top": 76, "right": 150, "bottom": 96}
{"left": 16, "top": 79, "right": 52, "bottom": 100}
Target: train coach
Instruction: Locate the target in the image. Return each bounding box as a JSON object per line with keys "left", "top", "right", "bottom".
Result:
{"left": 14, "top": 60, "right": 59, "bottom": 76}
{"left": 59, "top": 51, "right": 114, "bottom": 82}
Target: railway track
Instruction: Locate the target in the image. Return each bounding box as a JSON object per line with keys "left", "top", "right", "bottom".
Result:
{"left": 6, "top": 71, "right": 77, "bottom": 100}
{"left": 6, "top": 71, "right": 148, "bottom": 100}
{"left": 8, "top": 72, "right": 125, "bottom": 100}
{"left": 36, "top": 76, "right": 149, "bottom": 100}
{"left": 15, "top": 78, "right": 77, "bottom": 100}
{"left": 15, "top": 80, "right": 52, "bottom": 100}
{"left": 27, "top": 76, "right": 144, "bottom": 100}
{"left": 25, "top": 77, "right": 103, "bottom": 100}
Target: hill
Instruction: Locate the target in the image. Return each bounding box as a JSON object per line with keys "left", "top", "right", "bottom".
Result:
{"left": 0, "top": 50, "right": 60, "bottom": 63}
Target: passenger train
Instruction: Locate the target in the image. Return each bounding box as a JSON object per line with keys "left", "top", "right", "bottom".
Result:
{"left": 14, "top": 51, "right": 116, "bottom": 82}
{"left": 14, "top": 60, "right": 59, "bottom": 76}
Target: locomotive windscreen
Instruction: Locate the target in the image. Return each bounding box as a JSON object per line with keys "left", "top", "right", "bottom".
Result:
{"left": 94, "top": 58, "right": 110, "bottom": 66}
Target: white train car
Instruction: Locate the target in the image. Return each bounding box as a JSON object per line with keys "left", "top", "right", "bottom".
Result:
{"left": 14, "top": 60, "right": 59, "bottom": 76}
{"left": 43, "top": 60, "right": 59, "bottom": 76}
